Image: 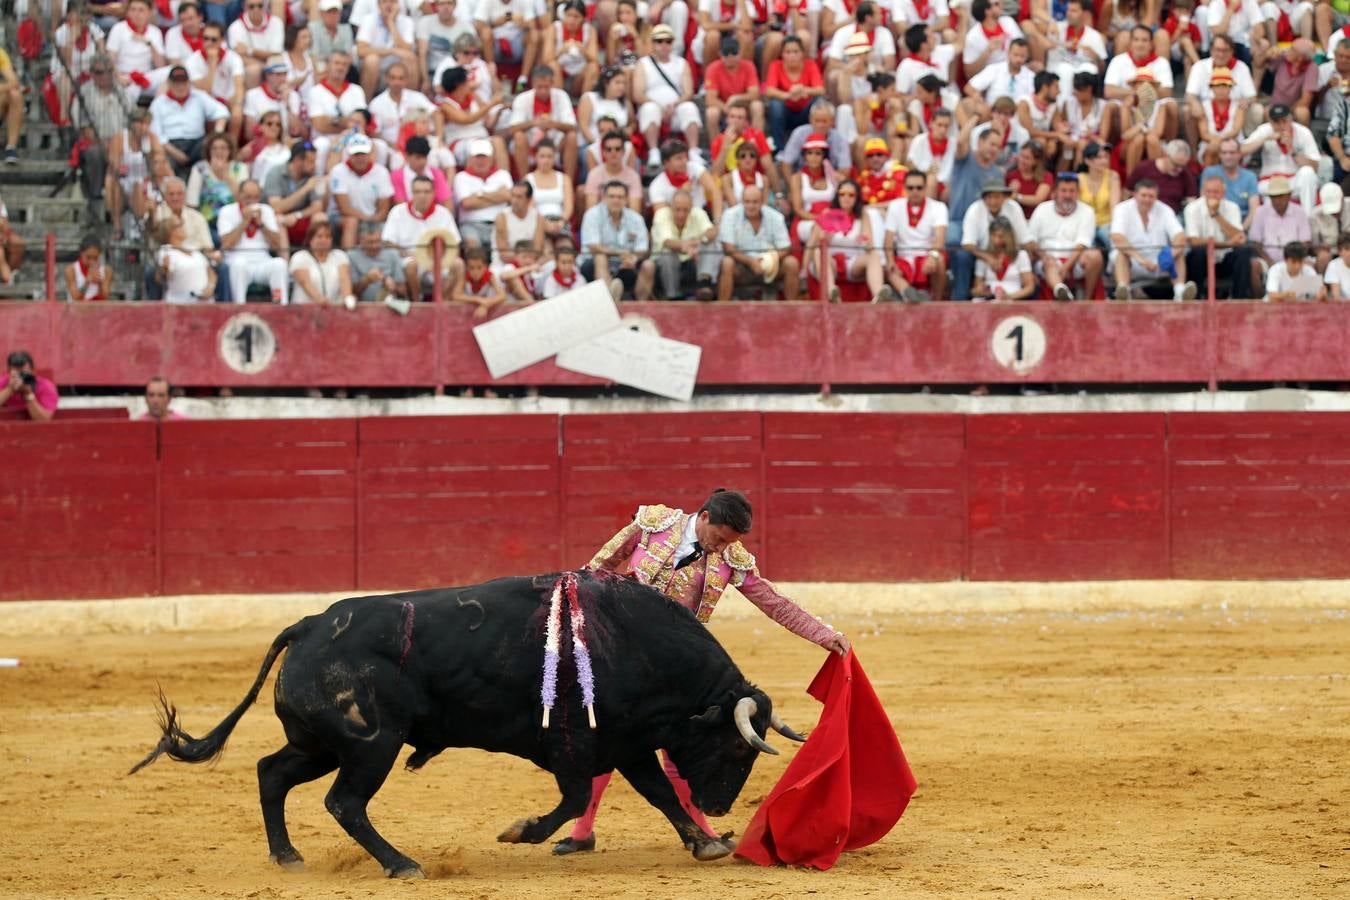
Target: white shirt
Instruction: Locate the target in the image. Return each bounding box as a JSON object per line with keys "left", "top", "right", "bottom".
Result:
{"left": 163, "top": 24, "right": 198, "bottom": 64}
{"left": 355, "top": 13, "right": 416, "bottom": 49}
{"left": 968, "top": 61, "right": 1035, "bottom": 104}
{"left": 307, "top": 80, "right": 368, "bottom": 123}
{"left": 452, "top": 167, "right": 514, "bottom": 223}
{"left": 243, "top": 85, "right": 302, "bottom": 130}
{"left": 826, "top": 24, "right": 897, "bottom": 66}
{"left": 106, "top": 21, "right": 165, "bottom": 75}
{"left": 905, "top": 132, "right": 955, "bottom": 182}
{"left": 672, "top": 514, "right": 700, "bottom": 567}
{"left": 216, "top": 201, "right": 281, "bottom": 265}
{"left": 1265, "top": 261, "right": 1323, "bottom": 300}
{"left": 1246, "top": 122, "right": 1321, "bottom": 178}
{"left": 1047, "top": 20, "right": 1107, "bottom": 66}
{"left": 1110, "top": 197, "right": 1182, "bottom": 259}
{"left": 1182, "top": 196, "right": 1243, "bottom": 261}
{"left": 1206, "top": 0, "right": 1265, "bottom": 46}
{"left": 640, "top": 55, "right": 689, "bottom": 107}
{"left": 289, "top": 249, "right": 352, "bottom": 304}
{"left": 382, "top": 202, "right": 461, "bottom": 254}
{"left": 185, "top": 48, "right": 244, "bottom": 100}
{"left": 1103, "top": 51, "right": 1174, "bottom": 91}
{"left": 369, "top": 88, "right": 435, "bottom": 145}
{"left": 883, "top": 197, "right": 949, "bottom": 256}
{"left": 227, "top": 14, "right": 285, "bottom": 58}
{"left": 962, "top": 17, "right": 1024, "bottom": 67}
{"left": 648, "top": 160, "right": 710, "bottom": 210}
{"left": 157, "top": 245, "right": 210, "bottom": 303}
{"left": 537, "top": 265, "right": 586, "bottom": 300}
{"left": 475, "top": 0, "right": 527, "bottom": 37}
{"left": 1027, "top": 200, "right": 1096, "bottom": 255}
{"left": 509, "top": 87, "right": 578, "bottom": 131}
{"left": 1324, "top": 257, "right": 1350, "bottom": 298}
{"left": 895, "top": 45, "right": 956, "bottom": 94}
{"left": 330, "top": 161, "right": 396, "bottom": 217}
{"left": 975, "top": 250, "right": 1033, "bottom": 297}
{"left": 962, "top": 198, "right": 1031, "bottom": 250}
{"left": 890, "top": 0, "right": 949, "bottom": 27}
{"left": 1184, "top": 57, "right": 1258, "bottom": 102}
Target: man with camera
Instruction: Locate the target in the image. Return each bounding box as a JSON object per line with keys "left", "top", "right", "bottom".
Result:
{"left": 1, "top": 351, "right": 57, "bottom": 421}
{"left": 217, "top": 179, "right": 290, "bottom": 304}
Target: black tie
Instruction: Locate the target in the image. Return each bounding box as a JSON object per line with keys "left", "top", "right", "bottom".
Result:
{"left": 676, "top": 542, "right": 704, "bottom": 570}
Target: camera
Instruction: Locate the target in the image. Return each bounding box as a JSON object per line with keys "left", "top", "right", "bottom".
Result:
{"left": 20, "top": 372, "right": 36, "bottom": 388}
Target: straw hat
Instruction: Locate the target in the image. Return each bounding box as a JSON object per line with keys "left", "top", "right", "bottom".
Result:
{"left": 1209, "top": 67, "right": 1234, "bottom": 86}
{"left": 845, "top": 32, "right": 872, "bottom": 56}
{"left": 1264, "top": 177, "right": 1293, "bottom": 197}
{"left": 413, "top": 227, "right": 461, "bottom": 273}
{"left": 758, "top": 251, "right": 780, "bottom": 283}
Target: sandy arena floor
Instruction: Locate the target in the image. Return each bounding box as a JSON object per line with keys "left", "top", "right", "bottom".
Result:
{"left": 2, "top": 596, "right": 1349, "bottom": 899}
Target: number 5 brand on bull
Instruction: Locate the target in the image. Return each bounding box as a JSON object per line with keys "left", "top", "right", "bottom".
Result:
{"left": 553, "top": 488, "right": 851, "bottom": 858}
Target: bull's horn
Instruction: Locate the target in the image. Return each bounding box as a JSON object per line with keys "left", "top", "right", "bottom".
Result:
{"left": 770, "top": 712, "right": 806, "bottom": 743}
{"left": 733, "top": 697, "right": 779, "bottom": 756}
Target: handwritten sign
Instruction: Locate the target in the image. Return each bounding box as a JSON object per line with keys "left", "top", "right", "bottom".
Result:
{"left": 557, "top": 327, "right": 702, "bottom": 401}
{"left": 472, "top": 281, "right": 621, "bottom": 378}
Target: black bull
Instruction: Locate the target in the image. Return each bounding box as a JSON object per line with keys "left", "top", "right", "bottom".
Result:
{"left": 130, "top": 571, "right": 804, "bottom": 878}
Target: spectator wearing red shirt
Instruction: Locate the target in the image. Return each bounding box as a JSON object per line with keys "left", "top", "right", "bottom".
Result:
{"left": 763, "top": 35, "right": 824, "bottom": 153}
{"left": 704, "top": 37, "right": 764, "bottom": 138}
{"left": 1126, "top": 140, "right": 1198, "bottom": 215}
{"left": 709, "top": 101, "right": 782, "bottom": 196}
{"left": 1005, "top": 141, "right": 1053, "bottom": 219}
{"left": 1, "top": 350, "right": 57, "bottom": 421}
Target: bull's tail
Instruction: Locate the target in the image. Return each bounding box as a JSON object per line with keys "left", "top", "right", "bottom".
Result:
{"left": 128, "top": 618, "right": 313, "bottom": 775}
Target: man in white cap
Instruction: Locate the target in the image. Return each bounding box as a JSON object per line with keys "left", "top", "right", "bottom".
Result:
{"left": 216, "top": 179, "right": 290, "bottom": 304}
{"left": 243, "top": 61, "right": 301, "bottom": 138}
{"left": 1310, "top": 183, "right": 1348, "bottom": 272}
{"left": 331, "top": 134, "right": 395, "bottom": 248}
{"left": 452, "top": 139, "right": 514, "bottom": 248}
{"left": 632, "top": 23, "right": 701, "bottom": 169}
{"left": 1239, "top": 103, "right": 1322, "bottom": 211}
{"left": 383, "top": 175, "right": 464, "bottom": 301}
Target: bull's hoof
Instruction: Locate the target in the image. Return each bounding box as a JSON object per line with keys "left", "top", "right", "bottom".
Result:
{"left": 552, "top": 835, "right": 596, "bottom": 856}
{"left": 692, "top": 839, "right": 735, "bottom": 862}
{"left": 385, "top": 863, "right": 426, "bottom": 879}
{"left": 269, "top": 849, "right": 305, "bottom": 872}
{"left": 496, "top": 816, "right": 539, "bottom": 843}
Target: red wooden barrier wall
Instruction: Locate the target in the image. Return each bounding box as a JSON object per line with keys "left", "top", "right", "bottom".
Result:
{"left": 14, "top": 301, "right": 1350, "bottom": 389}
{"left": 358, "top": 415, "right": 562, "bottom": 589}
{"left": 159, "top": 419, "right": 358, "bottom": 594}
{"left": 762, "top": 413, "right": 966, "bottom": 581}
{"left": 7, "top": 411, "right": 1350, "bottom": 600}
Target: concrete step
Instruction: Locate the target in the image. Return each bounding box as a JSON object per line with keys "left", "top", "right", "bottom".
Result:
{"left": 15, "top": 122, "right": 73, "bottom": 155}
{"left": 0, "top": 160, "right": 72, "bottom": 187}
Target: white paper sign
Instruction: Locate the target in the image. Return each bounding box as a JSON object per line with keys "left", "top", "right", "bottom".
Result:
{"left": 557, "top": 327, "right": 702, "bottom": 401}
{"left": 472, "top": 281, "right": 622, "bottom": 378}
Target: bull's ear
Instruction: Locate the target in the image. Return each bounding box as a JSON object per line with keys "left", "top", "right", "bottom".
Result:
{"left": 690, "top": 706, "right": 722, "bottom": 725}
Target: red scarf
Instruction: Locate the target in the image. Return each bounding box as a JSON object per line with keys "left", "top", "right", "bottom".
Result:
{"left": 1129, "top": 51, "right": 1158, "bottom": 68}
{"left": 164, "top": 88, "right": 191, "bottom": 106}
{"left": 1343, "top": 23, "right": 1350, "bottom": 38}
{"left": 991, "top": 253, "right": 1011, "bottom": 283}
{"left": 466, "top": 269, "right": 491, "bottom": 293}
{"left": 244, "top": 211, "right": 259, "bottom": 238}
{"left": 346, "top": 159, "right": 372, "bottom": 176}
{"left": 842, "top": 0, "right": 857, "bottom": 13}
{"left": 408, "top": 200, "right": 434, "bottom": 221}
{"left": 73, "top": 26, "right": 91, "bottom": 52}
{"left": 77, "top": 257, "right": 106, "bottom": 300}
{"left": 552, "top": 268, "right": 576, "bottom": 289}
{"left": 736, "top": 168, "right": 758, "bottom": 191}
{"left": 913, "top": 0, "right": 930, "bottom": 19}
{"left": 318, "top": 79, "right": 346, "bottom": 99}
{"left": 1211, "top": 99, "right": 1231, "bottom": 132}
{"left": 666, "top": 169, "right": 691, "bottom": 190}
{"left": 720, "top": 0, "right": 737, "bottom": 18}
{"left": 981, "top": 22, "right": 1004, "bottom": 40}
{"left": 532, "top": 91, "right": 553, "bottom": 117}
{"left": 127, "top": 20, "right": 149, "bottom": 36}
{"left": 749, "top": 0, "right": 768, "bottom": 21}
{"left": 242, "top": 12, "right": 271, "bottom": 34}
{"left": 182, "top": 30, "right": 203, "bottom": 53}
{"left": 261, "top": 81, "right": 282, "bottom": 101}
{"left": 920, "top": 101, "right": 936, "bottom": 127}
{"left": 1032, "top": 95, "right": 1052, "bottom": 114}
{"left": 803, "top": 164, "right": 826, "bottom": 183}
{"left": 906, "top": 199, "right": 926, "bottom": 229}
{"left": 561, "top": 22, "right": 584, "bottom": 43}
{"left": 1065, "top": 24, "right": 1082, "bottom": 44}
{"left": 156, "top": 0, "right": 173, "bottom": 21}
{"left": 928, "top": 136, "right": 948, "bottom": 158}
{"left": 870, "top": 102, "right": 886, "bottom": 130}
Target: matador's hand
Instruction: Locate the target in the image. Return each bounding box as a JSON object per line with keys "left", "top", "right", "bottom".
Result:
{"left": 823, "top": 631, "right": 851, "bottom": 657}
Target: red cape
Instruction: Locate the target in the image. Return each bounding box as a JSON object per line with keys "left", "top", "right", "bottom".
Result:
{"left": 734, "top": 650, "right": 916, "bottom": 869}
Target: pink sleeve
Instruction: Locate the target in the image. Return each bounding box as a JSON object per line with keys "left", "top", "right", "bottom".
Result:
{"left": 738, "top": 570, "right": 836, "bottom": 648}
{"left": 391, "top": 169, "right": 408, "bottom": 203}
{"left": 586, "top": 523, "right": 641, "bottom": 572}
{"left": 34, "top": 378, "right": 59, "bottom": 413}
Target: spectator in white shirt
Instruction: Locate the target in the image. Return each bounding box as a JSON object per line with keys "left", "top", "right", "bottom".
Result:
{"left": 506, "top": 65, "right": 579, "bottom": 180}
{"left": 1324, "top": 233, "right": 1350, "bottom": 300}
{"left": 959, "top": 37, "right": 1034, "bottom": 126}
{"left": 356, "top": 0, "right": 419, "bottom": 97}
{"left": 368, "top": 61, "right": 435, "bottom": 146}
{"left": 216, "top": 179, "right": 290, "bottom": 303}
{"left": 383, "top": 175, "right": 464, "bottom": 299}
{"left": 1110, "top": 178, "right": 1197, "bottom": 301}
{"left": 961, "top": 0, "right": 1025, "bottom": 78}
{"left": 186, "top": 22, "right": 244, "bottom": 137}
{"left": 164, "top": 3, "right": 205, "bottom": 66}
{"left": 1238, "top": 102, "right": 1322, "bottom": 211}
{"left": 227, "top": 0, "right": 285, "bottom": 88}
{"left": 155, "top": 216, "right": 216, "bottom": 303}
{"left": 106, "top": 0, "right": 166, "bottom": 102}
{"left": 1028, "top": 174, "right": 1104, "bottom": 300}
{"left": 289, "top": 219, "right": 354, "bottom": 304}
{"left": 452, "top": 139, "right": 514, "bottom": 248}
{"left": 1182, "top": 175, "right": 1255, "bottom": 299}
{"left": 1265, "top": 241, "right": 1325, "bottom": 301}
{"left": 331, "top": 135, "right": 396, "bottom": 247}
{"left": 906, "top": 107, "right": 956, "bottom": 197}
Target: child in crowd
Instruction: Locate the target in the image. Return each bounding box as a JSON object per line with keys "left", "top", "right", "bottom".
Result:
{"left": 453, "top": 246, "right": 507, "bottom": 317}
{"left": 1266, "top": 241, "right": 1326, "bottom": 302}
{"left": 498, "top": 240, "right": 551, "bottom": 303}
{"left": 65, "top": 236, "right": 111, "bottom": 301}
{"left": 538, "top": 242, "right": 585, "bottom": 300}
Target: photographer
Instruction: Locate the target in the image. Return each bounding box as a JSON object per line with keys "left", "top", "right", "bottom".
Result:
{"left": 1, "top": 351, "right": 58, "bottom": 421}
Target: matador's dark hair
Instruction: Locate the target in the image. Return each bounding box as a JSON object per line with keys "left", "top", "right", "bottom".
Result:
{"left": 700, "top": 488, "right": 753, "bottom": 534}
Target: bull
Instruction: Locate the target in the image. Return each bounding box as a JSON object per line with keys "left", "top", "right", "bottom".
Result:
{"left": 130, "top": 571, "right": 804, "bottom": 878}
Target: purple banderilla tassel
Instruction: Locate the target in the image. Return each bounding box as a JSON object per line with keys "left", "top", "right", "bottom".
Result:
{"left": 565, "top": 574, "right": 597, "bottom": 729}
{"left": 541, "top": 578, "right": 564, "bottom": 727}
{"left": 398, "top": 601, "right": 416, "bottom": 673}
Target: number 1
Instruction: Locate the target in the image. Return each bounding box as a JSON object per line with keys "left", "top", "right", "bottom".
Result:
{"left": 1006, "top": 324, "right": 1024, "bottom": 363}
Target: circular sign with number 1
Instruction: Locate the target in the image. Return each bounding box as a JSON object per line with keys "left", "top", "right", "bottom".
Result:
{"left": 990, "top": 315, "right": 1046, "bottom": 374}
{"left": 218, "top": 312, "right": 278, "bottom": 375}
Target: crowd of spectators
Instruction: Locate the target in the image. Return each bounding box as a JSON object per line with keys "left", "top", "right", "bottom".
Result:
{"left": 11, "top": 0, "right": 1350, "bottom": 304}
